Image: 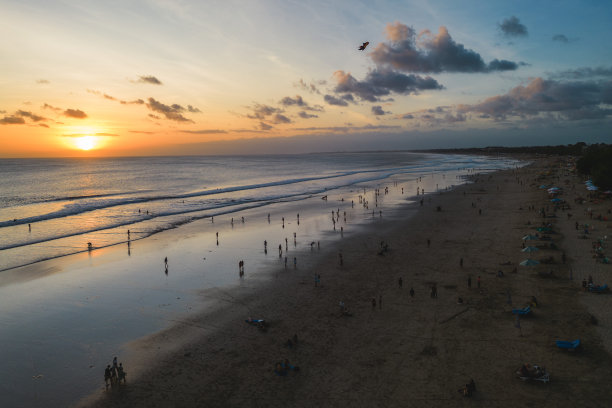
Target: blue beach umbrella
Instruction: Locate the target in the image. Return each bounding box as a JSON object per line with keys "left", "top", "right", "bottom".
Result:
{"left": 520, "top": 259, "right": 540, "bottom": 266}
{"left": 522, "top": 246, "right": 539, "bottom": 253}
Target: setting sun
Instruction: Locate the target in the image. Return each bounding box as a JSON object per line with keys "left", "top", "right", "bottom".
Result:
{"left": 74, "top": 136, "right": 97, "bottom": 150}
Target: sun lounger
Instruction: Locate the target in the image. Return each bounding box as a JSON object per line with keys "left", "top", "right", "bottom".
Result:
{"left": 555, "top": 339, "right": 580, "bottom": 350}
{"left": 512, "top": 305, "right": 531, "bottom": 315}
{"left": 516, "top": 364, "right": 549, "bottom": 383}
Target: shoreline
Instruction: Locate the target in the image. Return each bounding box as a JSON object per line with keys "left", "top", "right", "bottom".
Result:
{"left": 83, "top": 157, "right": 612, "bottom": 407}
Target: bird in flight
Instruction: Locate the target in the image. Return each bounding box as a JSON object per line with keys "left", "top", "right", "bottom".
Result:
{"left": 358, "top": 41, "right": 369, "bottom": 51}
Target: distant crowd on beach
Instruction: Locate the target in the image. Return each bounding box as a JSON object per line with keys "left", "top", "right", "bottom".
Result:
{"left": 104, "top": 356, "right": 127, "bottom": 389}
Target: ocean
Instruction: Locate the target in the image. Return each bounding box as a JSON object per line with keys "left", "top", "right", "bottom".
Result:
{"left": 0, "top": 152, "right": 522, "bottom": 407}
{"left": 0, "top": 152, "right": 519, "bottom": 272}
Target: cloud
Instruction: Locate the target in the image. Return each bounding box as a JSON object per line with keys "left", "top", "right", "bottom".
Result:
{"left": 279, "top": 95, "right": 324, "bottom": 112}
{"left": 457, "top": 77, "right": 612, "bottom": 121}
{"left": 187, "top": 105, "right": 201, "bottom": 113}
{"left": 16, "top": 110, "right": 46, "bottom": 122}
{"left": 246, "top": 103, "right": 283, "bottom": 119}
{"left": 63, "top": 109, "right": 87, "bottom": 119}
{"left": 294, "top": 78, "right": 325, "bottom": 94}
{"left": 129, "top": 130, "right": 155, "bottom": 134}
{"left": 370, "top": 23, "right": 520, "bottom": 73}
{"left": 298, "top": 111, "right": 318, "bottom": 119}
{"left": 63, "top": 132, "right": 119, "bottom": 137}
{"left": 324, "top": 94, "right": 349, "bottom": 106}
{"left": 259, "top": 122, "right": 273, "bottom": 131}
{"left": 120, "top": 99, "right": 145, "bottom": 105}
{"left": 148, "top": 114, "right": 161, "bottom": 120}
{"left": 548, "top": 66, "right": 612, "bottom": 79}
{"left": 135, "top": 75, "right": 163, "bottom": 85}
{"left": 552, "top": 34, "right": 569, "bottom": 43}
{"left": 371, "top": 106, "right": 386, "bottom": 115}
{"left": 87, "top": 89, "right": 117, "bottom": 101}
{"left": 498, "top": 16, "right": 528, "bottom": 38}
{"left": 146, "top": 98, "right": 194, "bottom": 122}
{"left": 293, "top": 124, "right": 401, "bottom": 133}
{"left": 272, "top": 114, "right": 292, "bottom": 124}
{"left": 39, "top": 123, "right": 49, "bottom": 128}
{"left": 181, "top": 129, "right": 228, "bottom": 134}
{"left": 332, "top": 69, "right": 443, "bottom": 102}
{"left": 42, "top": 103, "right": 61, "bottom": 111}
{"left": 0, "top": 115, "right": 26, "bottom": 124}
{"left": 36, "top": 79, "right": 49, "bottom": 84}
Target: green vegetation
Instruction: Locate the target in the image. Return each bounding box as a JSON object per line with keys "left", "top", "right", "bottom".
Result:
{"left": 576, "top": 144, "right": 612, "bottom": 190}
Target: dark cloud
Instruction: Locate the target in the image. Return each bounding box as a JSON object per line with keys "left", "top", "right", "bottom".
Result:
{"left": 39, "top": 123, "right": 49, "bottom": 128}
{"left": 457, "top": 77, "right": 612, "bottom": 121}
{"left": 64, "top": 109, "right": 87, "bottom": 119}
{"left": 371, "top": 106, "right": 386, "bottom": 115}
{"left": 552, "top": 34, "right": 569, "bottom": 43}
{"left": 280, "top": 95, "right": 306, "bottom": 107}
{"left": 181, "top": 129, "right": 228, "bottom": 134}
{"left": 136, "top": 75, "right": 163, "bottom": 85}
{"left": 187, "top": 105, "right": 201, "bottom": 113}
{"left": 148, "top": 114, "right": 160, "bottom": 120}
{"left": 272, "top": 114, "right": 292, "bottom": 124}
{"left": 0, "top": 115, "right": 26, "bottom": 125}
{"left": 298, "top": 111, "right": 318, "bottom": 119}
{"left": 246, "top": 103, "right": 282, "bottom": 119}
{"left": 324, "top": 94, "right": 349, "bottom": 106}
{"left": 16, "top": 110, "right": 46, "bottom": 122}
{"left": 259, "top": 122, "right": 273, "bottom": 131}
{"left": 332, "top": 69, "right": 443, "bottom": 102}
{"left": 370, "top": 23, "right": 520, "bottom": 73}
{"left": 146, "top": 98, "right": 194, "bottom": 122}
{"left": 549, "top": 66, "right": 612, "bottom": 79}
{"left": 498, "top": 16, "right": 528, "bottom": 37}
{"left": 293, "top": 124, "right": 401, "bottom": 133}
{"left": 402, "top": 113, "right": 414, "bottom": 119}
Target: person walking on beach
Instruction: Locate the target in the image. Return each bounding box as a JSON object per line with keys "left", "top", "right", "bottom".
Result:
{"left": 104, "top": 365, "right": 111, "bottom": 387}
{"left": 293, "top": 257, "right": 297, "bottom": 269}
{"left": 279, "top": 244, "right": 282, "bottom": 257}
{"left": 284, "top": 256, "right": 288, "bottom": 269}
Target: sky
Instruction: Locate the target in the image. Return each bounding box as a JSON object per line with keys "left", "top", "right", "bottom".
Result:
{"left": 1, "top": 0, "right": 611, "bottom": 157}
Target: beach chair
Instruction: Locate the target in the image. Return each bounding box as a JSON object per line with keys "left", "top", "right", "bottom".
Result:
{"left": 516, "top": 364, "right": 550, "bottom": 383}
{"left": 588, "top": 284, "right": 609, "bottom": 293}
{"left": 555, "top": 339, "right": 580, "bottom": 351}
{"left": 512, "top": 305, "right": 531, "bottom": 315}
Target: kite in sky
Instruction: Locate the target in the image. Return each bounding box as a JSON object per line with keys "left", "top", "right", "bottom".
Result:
{"left": 358, "top": 41, "right": 369, "bottom": 51}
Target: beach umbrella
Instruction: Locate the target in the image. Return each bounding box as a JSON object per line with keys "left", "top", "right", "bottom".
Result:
{"left": 587, "top": 186, "right": 599, "bottom": 191}
{"left": 520, "top": 259, "right": 540, "bottom": 266}
{"left": 522, "top": 234, "right": 538, "bottom": 240}
{"left": 550, "top": 198, "right": 563, "bottom": 203}
{"left": 522, "top": 246, "right": 539, "bottom": 253}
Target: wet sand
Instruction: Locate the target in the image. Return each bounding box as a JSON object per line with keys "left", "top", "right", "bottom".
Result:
{"left": 81, "top": 158, "right": 612, "bottom": 408}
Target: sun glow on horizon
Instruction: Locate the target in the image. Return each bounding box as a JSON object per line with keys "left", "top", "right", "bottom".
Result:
{"left": 74, "top": 136, "right": 97, "bottom": 151}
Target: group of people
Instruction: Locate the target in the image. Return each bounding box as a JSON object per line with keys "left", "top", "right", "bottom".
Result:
{"left": 104, "top": 356, "right": 127, "bottom": 388}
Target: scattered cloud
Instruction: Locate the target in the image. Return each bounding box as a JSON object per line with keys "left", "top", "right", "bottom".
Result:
{"left": 298, "top": 111, "right": 318, "bottom": 119}
{"left": 456, "top": 77, "right": 612, "bottom": 121}
{"left": 548, "top": 66, "right": 612, "bottom": 79}
{"left": 272, "top": 114, "right": 292, "bottom": 124}
{"left": 148, "top": 114, "right": 161, "bottom": 120}
{"left": 187, "top": 105, "right": 201, "bottom": 113}
{"left": 293, "top": 124, "right": 401, "bottom": 133}
{"left": 324, "top": 94, "right": 349, "bottom": 106}
{"left": 120, "top": 99, "right": 145, "bottom": 105}
{"left": 42, "top": 103, "right": 61, "bottom": 111}
{"left": 0, "top": 115, "right": 26, "bottom": 125}
{"left": 498, "top": 16, "right": 528, "bottom": 38}
{"left": 63, "top": 109, "right": 87, "bottom": 119}
{"left": 332, "top": 69, "right": 443, "bottom": 102}
{"left": 16, "top": 110, "right": 46, "bottom": 122}
{"left": 36, "top": 79, "right": 49, "bottom": 84}
{"left": 246, "top": 103, "right": 283, "bottom": 119}
{"left": 181, "top": 129, "right": 228, "bottom": 134}
{"left": 279, "top": 95, "right": 324, "bottom": 112}
{"left": 146, "top": 98, "right": 194, "bottom": 122}
{"left": 294, "top": 78, "right": 325, "bottom": 94}
{"left": 259, "top": 122, "right": 273, "bottom": 131}
{"left": 39, "top": 123, "right": 49, "bottom": 128}
{"left": 129, "top": 130, "right": 155, "bottom": 134}
{"left": 370, "top": 23, "right": 520, "bottom": 73}
{"left": 552, "top": 34, "right": 569, "bottom": 43}
{"left": 134, "top": 75, "right": 163, "bottom": 85}
{"left": 371, "top": 106, "right": 386, "bottom": 115}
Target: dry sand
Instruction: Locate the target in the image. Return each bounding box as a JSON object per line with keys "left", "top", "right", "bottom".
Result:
{"left": 83, "top": 157, "right": 612, "bottom": 408}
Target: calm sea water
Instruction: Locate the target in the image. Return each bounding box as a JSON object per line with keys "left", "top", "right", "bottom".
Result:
{"left": 0, "top": 152, "right": 518, "bottom": 272}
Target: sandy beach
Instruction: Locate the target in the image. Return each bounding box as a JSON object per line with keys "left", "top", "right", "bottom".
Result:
{"left": 73, "top": 157, "right": 612, "bottom": 408}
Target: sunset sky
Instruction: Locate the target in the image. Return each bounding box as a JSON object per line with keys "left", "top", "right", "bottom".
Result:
{"left": 1, "top": 0, "right": 611, "bottom": 157}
